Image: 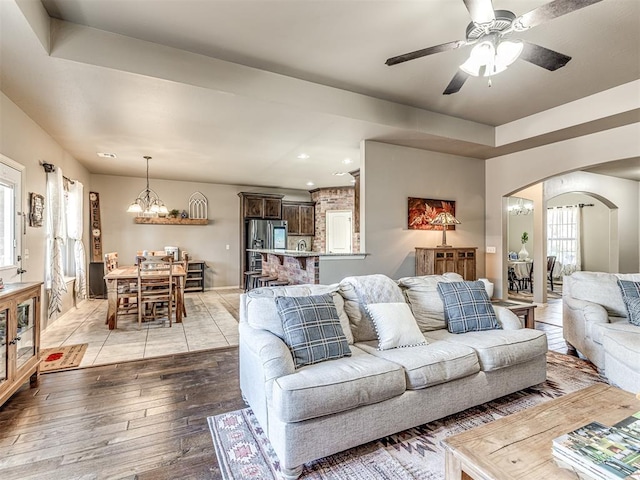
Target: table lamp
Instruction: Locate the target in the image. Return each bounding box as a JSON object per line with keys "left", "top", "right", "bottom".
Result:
{"left": 430, "top": 212, "right": 461, "bottom": 247}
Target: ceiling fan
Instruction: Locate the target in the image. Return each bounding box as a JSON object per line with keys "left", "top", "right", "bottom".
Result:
{"left": 385, "top": 0, "right": 604, "bottom": 95}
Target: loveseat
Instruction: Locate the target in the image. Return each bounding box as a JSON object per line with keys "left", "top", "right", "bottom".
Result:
{"left": 239, "top": 273, "right": 548, "bottom": 479}
{"left": 563, "top": 271, "right": 640, "bottom": 393}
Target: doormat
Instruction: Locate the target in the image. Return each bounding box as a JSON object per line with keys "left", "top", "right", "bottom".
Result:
{"left": 39, "top": 344, "right": 88, "bottom": 372}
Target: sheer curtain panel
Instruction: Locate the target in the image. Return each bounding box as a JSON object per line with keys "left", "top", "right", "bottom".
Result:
{"left": 46, "top": 168, "right": 68, "bottom": 317}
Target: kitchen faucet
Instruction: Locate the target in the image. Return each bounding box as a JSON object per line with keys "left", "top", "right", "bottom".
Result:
{"left": 297, "top": 239, "right": 307, "bottom": 251}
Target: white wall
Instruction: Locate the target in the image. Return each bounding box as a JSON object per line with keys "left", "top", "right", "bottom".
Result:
{"left": 91, "top": 174, "right": 311, "bottom": 288}
{"left": 319, "top": 141, "right": 486, "bottom": 283}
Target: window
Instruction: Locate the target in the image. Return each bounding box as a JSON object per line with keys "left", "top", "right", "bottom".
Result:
{"left": 547, "top": 206, "right": 580, "bottom": 276}
{"left": 0, "top": 158, "right": 23, "bottom": 282}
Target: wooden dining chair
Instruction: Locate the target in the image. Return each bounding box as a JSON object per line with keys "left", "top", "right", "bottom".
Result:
{"left": 137, "top": 256, "right": 174, "bottom": 327}
{"left": 104, "top": 252, "right": 138, "bottom": 324}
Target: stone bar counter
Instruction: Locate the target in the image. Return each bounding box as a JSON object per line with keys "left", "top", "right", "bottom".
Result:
{"left": 247, "top": 249, "right": 366, "bottom": 285}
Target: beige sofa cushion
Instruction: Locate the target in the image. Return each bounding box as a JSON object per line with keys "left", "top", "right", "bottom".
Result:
{"left": 425, "top": 328, "right": 547, "bottom": 372}
{"left": 245, "top": 284, "right": 353, "bottom": 344}
{"left": 567, "top": 271, "right": 640, "bottom": 318}
{"left": 272, "top": 346, "right": 405, "bottom": 422}
{"left": 339, "top": 274, "right": 406, "bottom": 343}
{"left": 356, "top": 339, "right": 479, "bottom": 389}
{"left": 397, "top": 273, "right": 464, "bottom": 331}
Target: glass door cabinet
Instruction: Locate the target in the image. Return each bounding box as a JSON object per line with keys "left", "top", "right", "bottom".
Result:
{"left": 0, "top": 282, "right": 42, "bottom": 408}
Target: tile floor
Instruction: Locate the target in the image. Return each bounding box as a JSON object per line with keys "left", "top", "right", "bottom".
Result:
{"left": 41, "top": 288, "right": 242, "bottom": 368}
{"left": 42, "top": 285, "right": 569, "bottom": 369}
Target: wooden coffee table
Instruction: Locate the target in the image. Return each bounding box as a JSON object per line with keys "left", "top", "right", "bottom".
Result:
{"left": 442, "top": 384, "right": 640, "bottom": 479}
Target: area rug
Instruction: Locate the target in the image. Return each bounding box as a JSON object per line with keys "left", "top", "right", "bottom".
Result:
{"left": 39, "top": 344, "right": 88, "bottom": 372}
{"left": 209, "top": 352, "right": 605, "bottom": 479}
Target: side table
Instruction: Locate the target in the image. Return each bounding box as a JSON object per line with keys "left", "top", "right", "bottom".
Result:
{"left": 492, "top": 300, "right": 536, "bottom": 329}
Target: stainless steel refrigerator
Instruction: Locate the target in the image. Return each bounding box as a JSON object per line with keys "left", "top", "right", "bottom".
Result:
{"left": 246, "top": 219, "right": 288, "bottom": 271}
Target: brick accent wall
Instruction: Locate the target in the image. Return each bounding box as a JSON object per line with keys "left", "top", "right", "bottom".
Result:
{"left": 262, "top": 254, "right": 319, "bottom": 284}
{"left": 310, "top": 187, "right": 359, "bottom": 253}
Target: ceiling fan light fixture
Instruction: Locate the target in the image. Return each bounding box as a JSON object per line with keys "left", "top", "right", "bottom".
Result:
{"left": 460, "top": 41, "right": 495, "bottom": 76}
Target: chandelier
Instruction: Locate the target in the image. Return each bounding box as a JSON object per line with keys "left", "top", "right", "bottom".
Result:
{"left": 126, "top": 156, "right": 168, "bottom": 216}
{"left": 509, "top": 198, "right": 533, "bottom": 216}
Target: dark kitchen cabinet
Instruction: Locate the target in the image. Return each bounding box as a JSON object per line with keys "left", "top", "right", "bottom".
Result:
{"left": 283, "top": 201, "right": 315, "bottom": 236}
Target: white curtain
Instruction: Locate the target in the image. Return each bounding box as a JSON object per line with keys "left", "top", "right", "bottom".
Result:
{"left": 67, "top": 181, "right": 87, "bottom": 301}
{"left": 547, "top": 205, "right": 582, "bottom": 277}
{"left": 46, "top": 168, "right": 68, "bottom": 317}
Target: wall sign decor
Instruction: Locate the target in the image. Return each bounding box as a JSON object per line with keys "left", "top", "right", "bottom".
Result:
{"left": 408, "top": 197, "right": 456, "bottom": 230}
{"left": 89, "top": 191, "right": 103, "bottom": 262}
{"left": 29, "top": 192, "right": 44, "bottom": 227}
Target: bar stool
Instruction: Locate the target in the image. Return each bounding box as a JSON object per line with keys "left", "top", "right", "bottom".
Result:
{"left": 268, "top": 279, "right": 290, "bottom": 287}
{"left": 243, "top": 271, "right": 262, "bottom": 291}
{"left": 257, "top": 276, "right": 278, "bottom": 288}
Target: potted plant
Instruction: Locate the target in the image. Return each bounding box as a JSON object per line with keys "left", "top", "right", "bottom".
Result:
{"left": 519, "top": 232, "right": 529, "bottom": 260}
{"left": 168, "top": 209, "right": 180, "bottom": 219}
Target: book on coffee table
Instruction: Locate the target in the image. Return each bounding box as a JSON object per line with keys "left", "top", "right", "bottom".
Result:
{"left": 552, "top": 414, "right": 640, "bottom": 480}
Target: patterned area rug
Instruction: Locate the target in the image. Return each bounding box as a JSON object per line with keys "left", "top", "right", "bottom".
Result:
{"left": 209, "top": 352, "right": 605, "bottom": 479}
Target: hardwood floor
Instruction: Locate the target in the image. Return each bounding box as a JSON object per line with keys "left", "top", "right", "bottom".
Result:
{"left": 0, "top": 348, "right": 245, "bottom": 480}
{"left": 0, "top": 296, "right": 571, "bottom": 480}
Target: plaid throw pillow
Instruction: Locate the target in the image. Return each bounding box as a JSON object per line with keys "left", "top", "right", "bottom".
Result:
{"left": 275, "top": 294, "right": 351, "bottom": 368}
{"left": 437, "top": 281, "right": 500, "bottom": 334}
{"left": 617, "top": 279, "right": 640, "bottom": 326}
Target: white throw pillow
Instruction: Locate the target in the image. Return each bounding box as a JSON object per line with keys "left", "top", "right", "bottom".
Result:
{"left": 365, "top": 302, "right": 427, "bottom": 351}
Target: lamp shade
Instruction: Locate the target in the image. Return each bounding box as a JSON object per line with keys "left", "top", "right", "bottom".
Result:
{"left": 429, "top": 212, "right": 461, "bottom": 247}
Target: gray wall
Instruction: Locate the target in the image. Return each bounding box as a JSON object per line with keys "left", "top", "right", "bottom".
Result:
{"left": 91, "top": 174, "right": 311, "bottom": 288}
{"left": 319, "top": 141, "right": 486, "bottom": 284}
{"left": 1, "top": 92, "right": 92, "bottom": 328}
{"left": 486, "top": 124, "right": 640, "bottom": 299}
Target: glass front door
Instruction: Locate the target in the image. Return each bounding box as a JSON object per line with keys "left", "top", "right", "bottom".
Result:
{"left": 0, "top": 306, "right": 8, "bottom": 384}
{"left": 15, "top": 297, "right": 35, "bottom": 370}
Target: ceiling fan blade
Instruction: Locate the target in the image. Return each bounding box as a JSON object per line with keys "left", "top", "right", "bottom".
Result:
{"left": 514, "top": 0, "right": 603, "bottom": 31}
{"left": 385, "top": 40, "right": 468, "bottom": 66}
{"left": 520, "top": 42, "right": 572, "bottom": 71}
{"left": 443, "top": 71, "right": 469, "bottom": 95}
{"left": 463, "top": 0, "right": 496, "bottom": 24}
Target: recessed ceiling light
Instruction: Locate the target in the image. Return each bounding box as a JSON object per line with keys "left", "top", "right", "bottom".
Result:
{"left": 97, "top": 152, "right": 117, "bottom": 159}
{"left": 297, "top": 153, "right": 310, "bottom": 159}
{"left": 306, "top": 181, "right": 315, "bottom": 186}
{"left": 342, "top": 158, "right": 353, "bottom": 164}
{"left": 332, "top": 172, "right": 347, "bottom": 176}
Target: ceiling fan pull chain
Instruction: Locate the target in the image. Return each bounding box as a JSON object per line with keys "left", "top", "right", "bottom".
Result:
{"left": 488, "top": 78, "right": 492, "bottom": 88}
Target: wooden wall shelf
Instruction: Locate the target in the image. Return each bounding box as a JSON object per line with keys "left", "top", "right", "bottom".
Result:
{"left": 134, "top": 217, "right": 209, "bottom": 225}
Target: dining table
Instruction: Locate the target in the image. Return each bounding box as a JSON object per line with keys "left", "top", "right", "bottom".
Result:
{"left": 508, "top": 259, "right": 533, "bottom": 280}
{"left": 104, "top": 264, "right": 187, "bottom": 329}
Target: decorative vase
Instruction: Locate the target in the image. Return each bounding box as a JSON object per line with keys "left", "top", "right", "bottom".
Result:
{"left": 478, "top": 278, "right": 494, "bottom": 299}
{"left": 518, "top": 244, "right": 529, "bottom": 261}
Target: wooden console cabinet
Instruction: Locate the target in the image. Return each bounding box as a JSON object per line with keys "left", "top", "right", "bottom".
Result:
{"left": 0, "top": 282, "right": 42, "bottom": 407}
{"left": 415, "top": 247, "right": 477, "bottom": 280}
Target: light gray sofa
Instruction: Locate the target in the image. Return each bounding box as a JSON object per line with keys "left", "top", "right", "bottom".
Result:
{"left": 563, "top": 271, "right": 640, "bottom": 393}
{"left": 239, "top": 273, "right": 548, "bottom": 479}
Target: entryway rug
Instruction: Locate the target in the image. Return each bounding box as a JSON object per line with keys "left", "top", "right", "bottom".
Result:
{"left": 39, "top": 344, "right": 88, "bottom": 372}
{"left": 209, "top": 352, "right": 605, "bottom": 479}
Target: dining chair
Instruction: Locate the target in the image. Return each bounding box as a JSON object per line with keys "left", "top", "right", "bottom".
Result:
{"left": 104, "top": 252, "right": 137, "bottom": 324}
{"left": 137, "top": 256, "right": 174, "bottom": 327}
